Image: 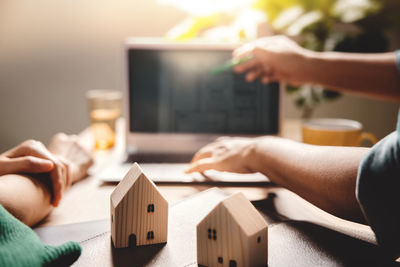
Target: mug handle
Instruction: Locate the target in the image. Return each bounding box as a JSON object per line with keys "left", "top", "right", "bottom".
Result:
{"left": 359, "top": 132, "right": 377, "bottom": 146}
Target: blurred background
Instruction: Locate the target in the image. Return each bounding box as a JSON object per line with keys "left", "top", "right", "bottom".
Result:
{"left": 0, "top": 0, "right": 399, "bottom": 151}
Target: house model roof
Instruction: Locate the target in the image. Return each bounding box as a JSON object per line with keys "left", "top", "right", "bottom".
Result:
{"left": 110, "top": 162, "right": 165, "bottom": 208}
{"left": 211, "top": 192, "right": 267, "bottom": 236}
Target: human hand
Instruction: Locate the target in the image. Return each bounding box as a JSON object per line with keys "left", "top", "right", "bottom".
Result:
{"left": 233, "top": 35, "right": 311, "bottom": 85}
{"left": 185, "top": 137, "right": 256, "bottom": 174}
{"left": 48, "top": 133, "right": 93, "bottom": 184}
{"left": 0, "top": 140, "right": 68, "bottom": 207}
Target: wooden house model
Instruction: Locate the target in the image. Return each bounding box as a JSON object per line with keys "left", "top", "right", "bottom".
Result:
{"left": 197, "top": 192, "right": 268, "bottom": 267}
{"left": 110, "top": 162, "right": 168, "bottom": 248}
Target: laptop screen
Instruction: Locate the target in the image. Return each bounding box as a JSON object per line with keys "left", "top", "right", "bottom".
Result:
{"left": 127, "top": 48, "right": 279, "bottom": 135}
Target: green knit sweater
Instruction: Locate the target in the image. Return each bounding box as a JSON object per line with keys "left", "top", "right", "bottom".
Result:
{"left": 0, "top": 205, "right": 81, "bottom": 267}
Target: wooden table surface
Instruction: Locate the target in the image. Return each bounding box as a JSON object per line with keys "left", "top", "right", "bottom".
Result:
{"left": 39, "top": 118, "right": 400, "bottom": 261}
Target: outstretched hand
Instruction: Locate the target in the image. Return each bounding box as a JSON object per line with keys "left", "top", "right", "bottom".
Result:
{"left": 185, "top": 137, "right": 256, "bottom": 174}
{"left": 233, "top": 35, "right": 310, "bottom": 85}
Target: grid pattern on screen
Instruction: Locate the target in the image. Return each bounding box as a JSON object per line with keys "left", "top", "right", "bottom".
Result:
{"left": 128, "top": 49, "right": 279, "bottom": 135}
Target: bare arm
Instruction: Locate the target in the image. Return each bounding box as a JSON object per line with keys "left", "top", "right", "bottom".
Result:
{"left": 249, "top": 137, "right": 369, "bottom": 222}
{"left": 306, "top": 52, "right": 400, "bottom": 101}
{"left": 0, "top": 134, "right": 93, "bottom": 226}
{"left": 0, "top": 173, "right": 54, "bottom": 226}
{"left": 234, "top": 36, "right": 400, "bottom": 101}
{"left": 186, "top": 136, "right": 369, "bottom": 223}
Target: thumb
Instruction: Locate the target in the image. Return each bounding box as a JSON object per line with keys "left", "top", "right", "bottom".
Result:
{"left": 43, "top": 242, "right": 82, "bottom": 267}
{"left": 3, "top": 156, "right": 54, "bottom": 174}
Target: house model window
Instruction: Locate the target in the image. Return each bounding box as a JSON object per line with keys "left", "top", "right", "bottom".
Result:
{"left": 207, "top": 228, "right": 217, "bottom": 240}
{"left": 147, "top": 204, "right": 155, "bottom": 213}
{"left": 147, "top": 231, "right": 154, "bottom": 240}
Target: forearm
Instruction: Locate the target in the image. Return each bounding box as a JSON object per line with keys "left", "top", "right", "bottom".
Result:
{"left": 0, "top": 174, "right": 53, "bottom": 226}
{"left": 304, "top": 51, "right": 400, "bottom": 101}
{"left": 247, "top": 136, "right": 369, "bottom": 222}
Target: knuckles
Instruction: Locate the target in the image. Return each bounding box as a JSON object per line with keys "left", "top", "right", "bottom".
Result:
{"left": 23, "top": 156, "right": 37, "bottom": 169}
{"left": 23, "top": 139, "right": 40, "bottom": 147}
{"left": 22, "top": 139, "right": 45, "bottom": 152}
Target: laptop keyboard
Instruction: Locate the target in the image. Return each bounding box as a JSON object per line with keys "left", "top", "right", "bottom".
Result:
{"left": 96, "top": 162, "right": 270, "bottom": 184}
{"left": 126, "top": 152, "right": 194, "bottom": 163}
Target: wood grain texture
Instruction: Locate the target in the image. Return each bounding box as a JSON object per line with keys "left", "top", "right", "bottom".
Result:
{"left": 197, "top": 192, "right": 268, "bottom": 267}
{"left": 111, "top": 162, "right": 168, "bottom": 248}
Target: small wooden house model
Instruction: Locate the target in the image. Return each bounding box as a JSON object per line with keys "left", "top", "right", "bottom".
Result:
{"left": 197, "top": 192, "right": 268, "bottom": 267}
{"left": 110, "top": 162, "right": 168, "bottom": 248}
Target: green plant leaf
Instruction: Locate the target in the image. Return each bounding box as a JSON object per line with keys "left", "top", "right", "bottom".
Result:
{"left": 286, "top": 85, "right": 301, "bottom": 93}
{"left": 334, "top": 31, "right": 388, "bottom": 53}
{"left": 322, "top": 90, "right": 341, "bottom": 100}
{"left": 295, "top": 96, "right": 306, "bottom": 108}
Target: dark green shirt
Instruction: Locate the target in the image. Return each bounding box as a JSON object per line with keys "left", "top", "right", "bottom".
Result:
{"left": 356, "top": 50, "right": 400, "bottom": 258}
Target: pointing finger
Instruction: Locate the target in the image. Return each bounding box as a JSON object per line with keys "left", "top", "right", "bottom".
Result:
{"left": 234, "top": 58, "right": 260, "bottom": 73}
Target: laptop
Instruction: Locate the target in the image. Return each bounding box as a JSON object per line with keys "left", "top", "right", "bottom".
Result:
{"left": 97, "top": 38, "right": 281, "bottom": 184}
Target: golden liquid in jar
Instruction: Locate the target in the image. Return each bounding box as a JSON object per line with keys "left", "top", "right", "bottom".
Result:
{"left": 90, "top": 109, "right": 120, "bottom": 150}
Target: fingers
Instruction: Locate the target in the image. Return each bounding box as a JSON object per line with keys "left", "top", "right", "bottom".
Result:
{"left": 0, "top": 156, "right": 54, "bottom": 175}
{"left": 245, "top": 68, "right": 264, "bottom": 82}
{"left": 233, "top": 42, "right": 258, "bottom": 73}
{"left": 5, "top": 140, "right": 58, "bottom": 164}
{"left": 233, "top": 40, "right": 276, "bottom": 84}
{"left": 191, "top": 148, "right": 212, "bottom": 164}
{"left": 188, "top": 137, "right": 233, "bottom": 172}
{"left": 260, "top": 73, "right": 278, "bottom": 84}
{"left": 233, "top": 52, "right": 272, "bottom": 83}
{"left": 234, "top": 57, "right": 259, "bottom": 74}
{"left": 190, "top": 138, "right": 230, "bottom": 164}
{"left": 49, "top": 159, "right": 69, "bottom": 207}
{"left": 185, "top": 158, "right": 219, "bottom": 174}
{"left": 58, "top": 157, "right": 72, "bottom": 188}
{"left": 0, "top": 139, "right": 70, "bottom": 206}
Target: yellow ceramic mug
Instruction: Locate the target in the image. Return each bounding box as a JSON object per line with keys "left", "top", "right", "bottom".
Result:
{"left": 302, "top": 118, "right": 377, "bottom": 147}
